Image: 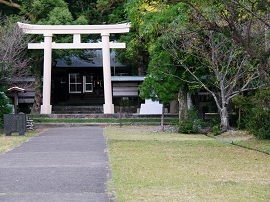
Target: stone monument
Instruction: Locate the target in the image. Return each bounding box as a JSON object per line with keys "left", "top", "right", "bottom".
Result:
{"left": 140, "top": 99, "right": 163, "bottom": 115}
{"left": 4, "top": 114, "right": 26, "bottom": 136}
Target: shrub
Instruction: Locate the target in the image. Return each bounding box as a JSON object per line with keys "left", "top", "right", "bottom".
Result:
{"left": 178, "top": 107, "right": 204, "bottom": 134}
{"left": 246, "top": 108, "right": 270, "bottom": 140}
{"left": 245, "top": 88, "right": 270, "bottom": 139}
{"left": 212, "top": 125, "right": 220, "bottom": 136}
{"left": 0, "top": 92, "right": 13, "bottom": 129}
{"left": 232, "top": 94, "right": 252, "bottom": 130}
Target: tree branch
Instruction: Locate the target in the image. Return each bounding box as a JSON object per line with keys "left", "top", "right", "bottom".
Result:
{"left": 0, "top": 0, "right": 21, "bottom": 9}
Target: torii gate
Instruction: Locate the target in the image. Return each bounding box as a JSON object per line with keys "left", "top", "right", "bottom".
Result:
{"left": 17, "top": 22, "right": 130, "bottom": 114}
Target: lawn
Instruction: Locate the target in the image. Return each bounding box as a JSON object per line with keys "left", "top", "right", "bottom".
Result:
{"left": 105, "top": 126, "right": 270, "bottom": 202}
{"left": 0, "top": 130, "right": 43, "bottom": 155}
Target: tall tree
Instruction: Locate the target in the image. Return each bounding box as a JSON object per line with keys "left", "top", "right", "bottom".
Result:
{"left": 0, "top": 16, "right": 30, "bottom": 90}
{"left": 166, "top": 30, "right": 263, "bottom": 132}
{"left": 179, "top": 0, "right": 270, "bottom": 84}
{"left": 125, "top": 1, "right": 200, "bottom": 123}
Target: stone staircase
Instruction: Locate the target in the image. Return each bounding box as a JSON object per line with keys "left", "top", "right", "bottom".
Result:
{"left": 52, "top": 105, "right": 103, "bottom": 114}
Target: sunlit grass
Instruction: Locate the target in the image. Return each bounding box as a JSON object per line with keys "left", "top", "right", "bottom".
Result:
{"left": 105, "top": 126, "right": 270, "bottom": 202}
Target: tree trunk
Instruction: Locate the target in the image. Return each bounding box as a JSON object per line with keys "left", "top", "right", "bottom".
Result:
{"left": 178, "top": 85, "right": 188, "bottom": 124}
{"left": 169, "top": 94, "right": 178, "bottom": 113}
{"left": 220, "top": 106, "right": 230, "bottom": 132}
{"left": 160, "top": 104, "right": 165, "bottom": 132}
{"left": 31, "top": 68, "right": 42, "bottom": 114}
{"left": 31, "top": 79, "right": 42, "bottom": 114}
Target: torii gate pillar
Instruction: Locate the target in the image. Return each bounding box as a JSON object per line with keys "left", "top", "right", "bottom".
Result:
{"left": 102, "top": 33, "right": 114, "bottom": 113}
{"left": 18, "top": 22, "right": 130, "bottom": 114}
{"left": 41, "top": 33, "right": 53, "bottom": 114}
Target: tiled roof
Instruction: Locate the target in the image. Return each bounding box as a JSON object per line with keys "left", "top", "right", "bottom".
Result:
{"left": 56, "top": 50, "right": 124, "bottom": 68}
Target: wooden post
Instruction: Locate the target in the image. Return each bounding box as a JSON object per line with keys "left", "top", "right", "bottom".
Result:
{"left": 120, "top": 106, "right": 123, "bottom": 127}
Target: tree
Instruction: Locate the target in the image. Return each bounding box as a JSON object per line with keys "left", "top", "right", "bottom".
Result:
{"left": 117, "top": 0, "right": 167, "bottom": 76}
{"left": 139, "top": 35, "right": 191, "bottom": 122}
{"left": 166, "top": 30, "right": 263, "bottom": 132}
{"left": 0, "top": 16, "right": 30, "bottom": 90}
{"left": 134, "top": 0, "right": 269, "bottom": 132}
{"left": 125, "top": 1, "right": 201, "bottom": 125}
{"left": 178, "top": 0, "right": 270, "bottom": 84}
{"left": 138, "top": 40, "right": 179, "bottom": 131}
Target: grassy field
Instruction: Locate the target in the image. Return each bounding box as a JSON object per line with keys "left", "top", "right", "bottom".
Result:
{"left": 0, "top": 130, "right": 43, "bottom": 155}
{"left": 105, "top": 126, "right": 270, "bottom": 202}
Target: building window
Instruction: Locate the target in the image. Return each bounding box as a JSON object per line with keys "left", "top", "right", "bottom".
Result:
{"left": 69, "top": 73, "right": 82, "bottom": 93}
{"left": 83, "top": 76, "right": 93, "bottom": 92}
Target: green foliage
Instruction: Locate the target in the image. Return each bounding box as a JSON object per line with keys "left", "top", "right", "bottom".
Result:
{"left": 178, "top": 107, "right": 204, "bottom": 134}
{"left": 246, "top": 88, "right": 270, "bottom": 140}
{"left": 138, "top": 36, "right": 179, "bottom": 103}
{"left": 0, "top": 92, "right": 13, "bottom": 129}
{"left": 212, "top": 125, "right": 220, "bottom": 136}
{"left": 233, "top": 88, "right": 270, "bottom": 140}
{"left": 247, "top": 108, "right": 270, "bottom": 140}
{"left": 232, "top": 94, "right": 251, "bottom": 129}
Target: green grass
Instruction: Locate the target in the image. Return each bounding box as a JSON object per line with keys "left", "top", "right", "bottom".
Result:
{"left": 105, "top": 126, "right": 270, "bottom": 202}
{"left": 211, "top": 130, "right": 270, "bottom": 154}
{"left": 235, "top": 138, "right": 270, "bottom": 154}
{"left": 0, "top": 130, "right": 42, "bottom": 155}
{"left": 32, "top": 118, "right": 177, "bottom": 124}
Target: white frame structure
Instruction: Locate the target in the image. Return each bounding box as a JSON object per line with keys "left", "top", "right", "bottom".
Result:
{"left": 83, "top": 75, "right": 93, "bottom": 93}
{"left": 18, "top": 22, "right": 130, "bottom": 114}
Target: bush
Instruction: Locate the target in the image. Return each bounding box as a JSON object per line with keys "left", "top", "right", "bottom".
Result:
{"left": 232, "top": 95, "right": 252, "bottom": 130}
{"left": 245, "top": 88, "right": 270, "bottom": 139}
{"left": 178, "top": 107, "right": 204, "bottom": 134}
{"left": 0, "top": 92, "right": 13, "bottom": 129}
{"left": 212, "top": 125, "right": 220, "bottom": 136}
{"left": 246, "top": 108, "right": 270, "bottom": 140}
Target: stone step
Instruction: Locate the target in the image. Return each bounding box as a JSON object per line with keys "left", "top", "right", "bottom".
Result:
{"left": 48, "top": 113, "right": 178, "bottom": 119}
{"left": 52, "top": 106, "right": 103, "bottom": 114}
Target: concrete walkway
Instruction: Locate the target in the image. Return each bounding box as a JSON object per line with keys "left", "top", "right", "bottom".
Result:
{"left": 0, "top": 127, "right": 114, "bottom": 202}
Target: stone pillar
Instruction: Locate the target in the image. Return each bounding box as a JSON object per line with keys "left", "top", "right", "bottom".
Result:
{"left": 40, "top": 33, "right": 53, "bottom": 114}
{"left": 101, "top": 33, "right": 114, "bottom": 114}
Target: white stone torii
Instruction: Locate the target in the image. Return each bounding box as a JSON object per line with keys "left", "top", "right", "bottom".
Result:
{"left": 17, "top": 22, "right": 130, "bottom": 114}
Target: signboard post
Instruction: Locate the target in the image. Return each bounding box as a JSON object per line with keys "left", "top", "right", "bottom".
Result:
{"left": 4, "top": 114, "right": 26, "bottom": 136}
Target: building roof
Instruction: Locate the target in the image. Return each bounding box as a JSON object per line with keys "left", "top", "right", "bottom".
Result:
{"left": 111, "top": 76, "right": 145, "bottom": 82}
{"left": 56, "top": 50, "right": 124, "bottom": 68}
{"left": 7, "top": 86, "right": 26, "bottom": 93}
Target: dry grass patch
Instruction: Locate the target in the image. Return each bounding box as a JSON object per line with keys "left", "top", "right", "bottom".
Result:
{"left": 106, "top": 126, "right": 270, "bottom": 202}
{"left": 0, "top": 130, "right": 43, "bottom": 155}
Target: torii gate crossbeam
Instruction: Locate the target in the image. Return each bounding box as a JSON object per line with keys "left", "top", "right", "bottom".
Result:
{"left": 18, "top": 22, "right": 130, "bottom": 114}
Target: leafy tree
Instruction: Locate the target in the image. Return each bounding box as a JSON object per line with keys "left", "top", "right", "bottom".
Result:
{"left": 233, "top": 87, "right": 270, "bottom": 139}
{"left": 124, "top": 1, "right": 201, "bottom": 125}
{"left": 247, "top": 87, "right": 270, "bottom": 139}
{"left": 179, "top": 0, "right": 270, "bottom": 84}
{"left": 166, "top": 29, "right": 262, "bottom": 132}
{"left": 134, "top": 0, "right": 268, "bottom": 132}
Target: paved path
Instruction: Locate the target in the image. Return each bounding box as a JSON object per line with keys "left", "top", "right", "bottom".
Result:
{"left": 0, "top": 127, "right": 114, "bottom": 202}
